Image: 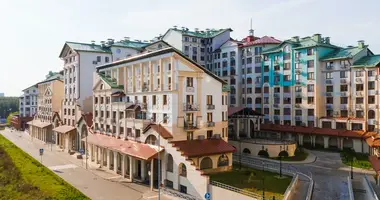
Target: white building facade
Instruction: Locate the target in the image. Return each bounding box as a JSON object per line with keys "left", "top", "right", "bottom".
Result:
{"left": 20, "top": 85, "right": 38, "bottom": 117}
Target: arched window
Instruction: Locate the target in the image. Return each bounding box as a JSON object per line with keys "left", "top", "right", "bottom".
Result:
{"left": 145, "top": 135, "right": 157, "bottom": 145}
{"left": 247, "top": 78, "right": 252, "bottom": 84}
{"left": 200, "top": 157, "right": 213, "bottom": 170}
{"left": 167, "top": 154, "right": 173, "bottom": 172}
{"left": 247, "top": 97, "right": 252, "bottom": 104}
{"left": 217, "top": 154, "right": 229, "bottom": 167}
{"left": 179, "top": 163, "right": 187, "bottom": 177}
{"left": 243, "top": 148, "right": 251, "bottom": 154}
{"left": 242, "top": 78, "right": 245, "bottom": 84}
{"left": 369, "top": 110, "right": 375, "bottom": 119}
{"left": 100, "top": 84, "right": 104, "bottom": 90}
{"left": 158, "top": 44, "right": 163, "bottom": 49}
{"left": 255, "top": 98, "right": 262, "bottom": 104}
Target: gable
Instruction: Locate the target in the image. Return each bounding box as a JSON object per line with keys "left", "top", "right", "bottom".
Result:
{"left": 59, "top": 43, "right": 75, "bottom": 58}
{"left": 220, "top": 40, "right": 238, "bottom": 48}
{"left": 44, "top": 86, "right": 53, "bottom": 96}
{"left": 93, "top": 78, "right": 112, "bottom": 91}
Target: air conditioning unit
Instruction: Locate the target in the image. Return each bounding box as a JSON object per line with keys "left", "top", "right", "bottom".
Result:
{"left": 326, "top": 65, "right": 333, "bottom": 70}
{"left": 92, "top": 61, "right": 98, "bottom": 65}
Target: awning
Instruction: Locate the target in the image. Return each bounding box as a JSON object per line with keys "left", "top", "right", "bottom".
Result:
{"left": 53, "top": 125, "right": 76, "bottom": 134}
{"left": 27, "top": 120, "right": 51, "bottom": 128}
{"left": 126, "top": 104, "right": 141, "bottom": 111}
{"left": 83, "top": 134, "right": 162, "bottom": 160}
{"left": 171, "top": 139, "right": 235, "bottom": 158}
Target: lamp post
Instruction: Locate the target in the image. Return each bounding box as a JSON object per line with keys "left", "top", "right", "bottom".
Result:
{"left": 279, "top": 155, "right": 282, "bottom": 178}
{"left": 153, "top": 115, "right": 168, "bottom": 200}
{"left": 350, "top": 148, "right": 354, "bottom": 180}
{"left": 262, "top": 161, "right": 265, "bottom": 200}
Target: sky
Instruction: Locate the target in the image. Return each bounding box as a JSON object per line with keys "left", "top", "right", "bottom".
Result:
{"left": 1, "top": 0, "right": 379, "bottom": 96}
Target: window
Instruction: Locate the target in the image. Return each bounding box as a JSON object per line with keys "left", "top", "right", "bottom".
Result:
{"left": 308, "top": 97, "right": 314, "bottom": 104}
{"left": 163, "top": 114, "right": 168, "bottom": 123}
{"left": 180, "top": 185, "right": 187, "bottom": 194}
{"left": 222, "top": 52, "right": 228, "bottom": 58}
{"left": 368, "top": 70, "right": 375, "bottom": 77}
{"left": 187, "top": 77, "right": 193, "bottom": 87}
{"left": 307, "top": 72, "right": 314, "bottom": 80}
{"left": 356, "top": 71, "right": 363, "bottom": 77}
{"left": 284, "top": 108, "right": 291, "bottom": 115}
{"left": 187, "top": 132, "right": 193, "bottom": 140}
{"left": 284, "top": 86, "right": 290, "bottom": 93}
{"left": 274, "top": 87, "right": 280, "bottom": 93}
{"left": 207, "top": 95, "right": 213, "bottom": 105}
{"left": 264, "top": 76, "right": 269, "bottom": 83}
{"left": 307, "top": 84, "right": 314, "bottom": 92}
{"left": 247, "top": 57, "right": 252, "bottom": 64}
{"left": 163, "top": 95, "right": 167, "bottom": 105}
{"left": 184, "top": 37, "right": 189, "bottom": 42}
{"left": 341, "top": 97, "right": 348, "bottom": 104}
{"left": 340, "top": 85, "right": 348, "bottom": 92}
{"left": 255, "top": 57, "right": 261, "bottom": 63}
{"left": 356, "top": 84, "right": 363, "bottom": 91}
{"left": 207, "top": 130, "right": 213, "bottom": 139}
{"left": 184, "top": 46, "right": 189, "bottom": 51}
{"left": 274, "top": 109, "right": 280, "bottom": 115}
{"left": 105, "top": 57, "right": 109, "bottom": 63}
{"left": 307, "top": 48, "right": 313, "bottom": 55}
{"left": 341, "top": 110, "right": 348, "bottom": 117}
{"left": 356, "top": 111, "right": 364, "bottom": 118}
{"left": 96, "top": 56, "right": 101, "bottom": 62}
{"left": 308, "top": 109, "right": 314, "bottom": 116}
{"left": 340, "top": 71, "right": 347, "bottom": 78}
{"left": 192, "top": 38, "right": 197, "bottom": 43}
{"left": 307, "top": 60, "right": 314, "bottom": 68}
{"left": 255, "top": 88, "right": 261, "bottom": 94}
{"left": 326, "top": 72, "right": 332, "bottom": 79}
{"left": 284, "top": 63, "right": 290, "bottom": 70}
{"left": 264, "top": 65, "right": 269, "bottom": 72}
{"left": 295, "top": 86, "right": 302, "bottom": 92}
{"left": 295, "top": 110, "right": 302, "bottom": 116}
{"left": 368, "top": 96, "right": 375, "bottom": 104}
{"left": 326, "top": 86, "right": 333, "bottom": 92}
{"left": 274, "top": 65, "right": 280, "bottom": 71}
{"left": 326, "top": 97, "right": 333, "bottom": 104}
{"left": 356, "top": 97, "right": 363, "bottom": 104}
{"left": 119, "top": 111, "right": 124, "bottom": 119}
{"left": 295, "top": 98, "right": 302, "bottom": 104}
{"left": 152, "top": 95, "right": 156, "bottom": 105}
{"left": 368, "top": 81, "right": 375, "bottom": 90}
{"left": 283, "top": 53, "right": 291, "bottom": 60}
{"left": 207, "top": 113, "right": 213, "bottom": 122}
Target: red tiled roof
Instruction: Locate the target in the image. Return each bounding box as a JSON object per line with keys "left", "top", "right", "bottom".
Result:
{"left": 366, "top": 134, "right": 380, "bottom": 147}
{"left": 143, "top": 124, "right": 173, "bottom": 139}
{"left": 83, "top": 112, "right": 93, "bottom": 127}
{"left": 260, "top": 124, "right": 365, "bottom": 138}
{"left": 171, "top": 139, "right": 235, "bottom": 158}
{"left": 83, "top": 134, "right": 161, "bottom": 160}
{"left": 242, "top": 36, "right": 281, "bottom": 47}
{"left": 369, "top": 155, "right": 380, "bottom": 175}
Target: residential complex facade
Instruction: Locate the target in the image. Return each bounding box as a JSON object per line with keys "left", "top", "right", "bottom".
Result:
{"left": 19, "top": 85, "right": 38, "bottom": 117}
{"left": 86, "top": 47, "right": 233, "bottom": 198}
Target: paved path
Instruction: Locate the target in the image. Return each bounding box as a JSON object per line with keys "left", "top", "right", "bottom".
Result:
{"left": 0, "top": 129, "right": 173, "bottom": 200}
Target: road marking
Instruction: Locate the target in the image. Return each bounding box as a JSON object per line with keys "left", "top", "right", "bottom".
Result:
{"left": 48, "top": 164, "right": 78, "bottom": 171}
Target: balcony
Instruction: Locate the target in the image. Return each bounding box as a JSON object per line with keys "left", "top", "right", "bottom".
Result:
{"left": 325, "top": 80, "right": 333, "bottom": 84}
{"left": 355, "top": 104, "right": 363, "bottom": 109}
{"left": 184, "top": 121, "right": 198, "bottom": 130}
{"left": 340, "top": 79, "right": 348, "bottom": 84}
{"left": 186, "top": 87, "right": 195, "bottom": 92}
{"left": 356, "top": 91, "right": 363, "bottom": 96}
{"left": 207, "top": 122, "right": 215, "bottom": 127}
{"left": 325, "top": 92, "right": 332, "bottom": 96}
{"left": 207, "top": 104, "right": 215, "bottom": 110}
{"left": 341, "top": 92, "right": 348, "bottom": 97}
{"left": 355, "top": 78, "right": 363, "bottom": 83}
{"left": 295, "top": 116, "right": 302, "bottom": 121}
{"left": 183, "top": 103, "right": 199, "bottom": 111}
{"left": 295, "top": 81, "right": 301, "bottom": 85}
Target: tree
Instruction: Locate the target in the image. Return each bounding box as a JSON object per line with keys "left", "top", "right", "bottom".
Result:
{"left": 7, "top": 112, "right": 19, "bottom": 125}
{"left": 0, "top": 97, "right": 19, "bottom": 120}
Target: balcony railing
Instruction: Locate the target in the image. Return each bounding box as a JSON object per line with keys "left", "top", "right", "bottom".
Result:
{"left": 207, "top": 122, "right": 215, "bottom": 127}
{"left": 183, "top": 103, "right": 199, "bottom": 111}
{"left": 207, "top": 104, "right": 215, "bottom": 110}
{"left": 184, "top": 121, "right": 197, "bottom": 130}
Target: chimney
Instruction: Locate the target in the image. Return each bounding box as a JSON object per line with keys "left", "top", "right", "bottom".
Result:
{"left": 358, "top": 40, "right": 365, "bottom": 48}
{"left": 292, "top": 36, "right": 300, "bottom": 42}
{"left": 107, "top": 38, "right": 114, "bottom": 45}
{"left": 195, "top": 28, "right": 199, "bottom": 32}
{"left": 124, "top": 37, "right": 130, "bottom": 41}
{"left": 324, "top": 37, "right": 330, "bottom": 44}
{"left": 313, "top": 33, "right": 321, "bottom": 42}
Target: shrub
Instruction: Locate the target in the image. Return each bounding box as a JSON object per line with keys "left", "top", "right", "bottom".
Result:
{"left": 279, "top": 151, "right": 289, "bottom": 157}
{"left": 258, "top": 150, "right": 269, "bottom": 158}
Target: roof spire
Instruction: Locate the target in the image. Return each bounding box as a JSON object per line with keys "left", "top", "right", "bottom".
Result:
{"left": 249, "top": 18, "right": 254, "bottom": 36}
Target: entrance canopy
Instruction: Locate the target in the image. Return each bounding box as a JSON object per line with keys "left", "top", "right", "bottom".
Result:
{"left": 228, "top": 106, "right": 263, "bottom": 119}
{"left": 83, "top": 134, "right": 162, "bottom": 160}
{"left": 53, "top": 125, "right": 76, "bottom": 134}
{"left": 27, "top": 120, "right": 51, "bottom": 128}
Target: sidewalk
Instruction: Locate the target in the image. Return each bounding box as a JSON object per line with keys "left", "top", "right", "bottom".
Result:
{"left": 241, "top": 149, "right": 317, "bottom": 164}
{"left": 0, "top": 128, "right": 173, "bottom": 200}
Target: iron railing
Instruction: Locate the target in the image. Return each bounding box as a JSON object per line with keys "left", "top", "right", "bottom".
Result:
{"left": 210, "top": 180, "right": 261, "bottom": 199}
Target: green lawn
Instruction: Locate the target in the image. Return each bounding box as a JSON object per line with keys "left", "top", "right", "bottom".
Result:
{"left": 341, "top": 150, "right": 372, "bottom": 169}
{"left": 271, "top": 148, "right": 309, "bottom": 162}
{"left": 0, "top": 134, "right": 89, "bottom": 200}
{"left": 209, "top": 164, "right": 291, "bottom": 199}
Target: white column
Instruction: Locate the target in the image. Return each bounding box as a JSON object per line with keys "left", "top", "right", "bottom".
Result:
{"left": 236, "top": 119, "right": 240, "bottom": 139}
{"left": 100, "top": 148, "right": 105, "bottom": 167}
{"left": 122, "top": 155, "right": 126, "bottom": 178}
{"left": 113, "top": 151, "right": 117, "bottom": 173}
{"left": 323, "top": 136, "right": 329, "bottom": 148}
{"left": 107, "top": 149, "right": 111, "bottom": 169}
{"left": 94, "top": 146, "right": 98, "bottom": 164}
{"left": 129, "top": 156, "right": 133, "bottom": 182}
{"left": 116, "top": 111, "right": 120, "bottom": 138}
{"left": 247, "top": 119, "right": 251, "bottom": 138}
{"left": 150, "top": 159, "right": 154, "bottom": 191}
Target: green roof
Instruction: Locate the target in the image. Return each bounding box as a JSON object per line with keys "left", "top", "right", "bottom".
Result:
{"left": 262, "top": 36, "right": 338, "bottom": 54}
{"left": 112, "top": 40, "right": 150, "bottom": 50}
{"left": 98, "top": 73, "right": 124, "bottom": 89}
{"left": 352, "top": 55, "right": 380, "bottom": 68}
{"left": 320, "top": 46, "right": 366, "bottom": 61}
{"left": 169, "top": 28, "right": 232, "bottom": 38}
{"left": 65, "top": 42, "right": 111, "bottom": 53}
{"left": 222, "top": 85, "right": 230, "bottom": 92}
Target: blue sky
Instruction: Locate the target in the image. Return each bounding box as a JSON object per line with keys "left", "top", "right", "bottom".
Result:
{"left": 1, "top": 0, "right": 379, "bottom": 96}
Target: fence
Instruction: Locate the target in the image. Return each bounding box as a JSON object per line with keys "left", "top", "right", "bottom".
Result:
{"left": 364, "top": 175, "right": 380, "bottom": 200}
{"left": 210, "top": 180, "right": 261, "bottom": 199}
{"left": 161, "top": 187, "right": 200, "bottom": 200}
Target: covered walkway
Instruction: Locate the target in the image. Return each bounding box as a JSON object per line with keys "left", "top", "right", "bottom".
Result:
{"left": 27, "top": 119, "right": 53, "bottom": 143}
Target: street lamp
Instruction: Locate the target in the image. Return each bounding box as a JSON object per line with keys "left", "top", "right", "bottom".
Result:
{"left": 350, "top": 147, "right": 354, "bottom": 180}
{"left": 262, "top": 161, "right": 265, "bottom": 200}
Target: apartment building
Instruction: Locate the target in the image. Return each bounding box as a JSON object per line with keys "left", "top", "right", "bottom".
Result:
{"left": 28, "top": 76, "right": 64, "bottom": 143}
{"left": 162, "top": 26, "right": 232, "bottom": 68}
{"left": 86, "top": 47, "right": 233, "bottom": 198}
{"left": 57, "top": 39, "right": 148, "bottom": 151}
{"left": 19, "top": 85, "right": 38, "bottom": 117}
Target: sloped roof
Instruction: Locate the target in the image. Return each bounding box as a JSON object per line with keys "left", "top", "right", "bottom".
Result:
{"left": 60, "top": 42, "right": 111, "bottom": 57}
{"left": 143, "top": 124, "right": 173, "bottom": 139}
{"left": 27, "top": 120, "right": 51, "bottom": 128}
{"left": 171, "top": 139, "right": 235, "bottom": 157}
{"left": 53, "top": 125, "right": 76, "bottom": 133}
{"left": 352, "top": 55, "right": 380, "bottom": 68}
{"left": 164, "top": 28, "right": 232, "bottom": 39}
{"left": 77, "top": 112, "right": 93, "bottom": 128}
{"left": 112, "top": 40, "right": 150, "bottom": 50}
{"left": 98, "top": 73, "right": 124, "bottom": 89}
{"left": 263, "top": 36, "right": 338, "bottom": 54}
{"left": 242, "top": 36, "right": 281, "bottom": 47}
{"left": 320, "top": 46, "right": 366, "bottom": 61}
{"left": 368, "top": 155, "right": 380, "bottom": 175}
